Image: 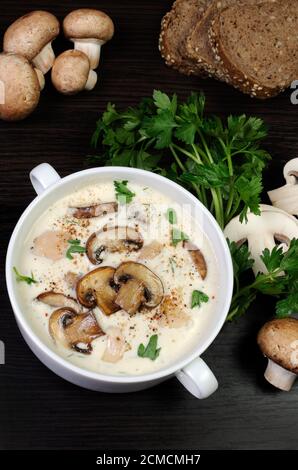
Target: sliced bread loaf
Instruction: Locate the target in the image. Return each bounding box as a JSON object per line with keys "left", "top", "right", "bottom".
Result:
{"left": 159, "top": 0, "right": 208, "bottom": 76}
{"left": 209, "top": 0, "right": 298, "bottom": 98}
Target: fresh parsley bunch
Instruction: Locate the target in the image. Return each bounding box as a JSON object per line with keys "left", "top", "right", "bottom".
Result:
{"left": 228, "top": 239, "right": 298, "bottom": 321}
{"left": 90, "top": 90, "right": 270, "bottom": 229}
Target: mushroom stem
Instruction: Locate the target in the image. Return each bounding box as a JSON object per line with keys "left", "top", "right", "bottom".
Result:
{"left": 264, "top": 359, "right": 297, "bottom": 391}
{"left": 34, "top": 68, "right": 45, "bottom": 90}
{"left": 33, "top": 42, "right": 55, "bottom": 74}
{"left": 85, "top": 70, "right": 98, "bottom": 91}
{"left": 73, "top": 39, "right": 103, "bottom": 69}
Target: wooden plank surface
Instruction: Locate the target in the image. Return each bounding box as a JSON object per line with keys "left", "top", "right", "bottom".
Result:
{"left": 0, "top": 0, "right": 297, "bottom": 450}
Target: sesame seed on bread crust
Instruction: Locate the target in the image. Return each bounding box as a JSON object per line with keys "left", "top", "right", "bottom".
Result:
{"left": 159, "top": 0, "right": 208, "bottom": 77}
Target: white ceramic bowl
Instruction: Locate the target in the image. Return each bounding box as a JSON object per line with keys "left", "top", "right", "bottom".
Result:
{"left": 6, "top": 164, "right": 233, "bottom": 399}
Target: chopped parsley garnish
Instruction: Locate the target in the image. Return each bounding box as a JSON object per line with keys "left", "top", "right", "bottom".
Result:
{"left": 166, "top": 208, "right": 177, "bottom": 225}
{"left": 138, "top": 335, "right": 161, "bottom": 361}
{"left": 66, "top": 239, "right": 86, "bottom": 260}
{"left": 172, "top": 228, "right": 189, "bottom": 247}
{"left": 114, "top": 180, "right": 135, "bottom": 204}
{"left": 13, "top": 267, "right": 37, "bottom": 285}
{"left": 191, "top": 290, "right": 209, "bottom": 309}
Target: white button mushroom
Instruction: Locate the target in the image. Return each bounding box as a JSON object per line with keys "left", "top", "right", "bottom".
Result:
{"left": 51, "top": 50, "right": 98, "bottom": 95}
{"left": 258, "top": 318, "right": 298, "bottom": 391}
{"left": 3, "top": 11, "right": 60, "bottom": 74}
{"left": 0, "top": 53, "right": 42, "bottom": 121}
{"left": 63, "top": 9, "right": 114, "bottom": 69}
{"left": 224, "top": 204, "right": 298, "bottom": 275}
{"left": 268, "top": 158, "right": 298, "bottom": 216}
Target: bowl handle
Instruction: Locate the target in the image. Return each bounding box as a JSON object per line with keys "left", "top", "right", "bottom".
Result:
{"left": 175, "top": 357, "right": 218, "bottom": 399}
{"left": 30, "top": 163, "right": 61, "bottom": 196}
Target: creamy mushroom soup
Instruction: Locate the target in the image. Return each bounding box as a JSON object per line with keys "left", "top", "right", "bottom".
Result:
{"left": 15, "top": 180, "right": 220, "bottom": 376}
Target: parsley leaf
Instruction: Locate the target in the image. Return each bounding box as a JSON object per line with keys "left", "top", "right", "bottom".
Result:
{"left": 191, "top": 290, "right": 209, "bottom": 308}
{"left": 172, "top": 228, "right": 189, "bottom": 247}
{"left": 234, "top": 175, "right": 262, "bottom": 223}
{"left": 138, "top": 335, "right": 161, "bottom": 361}
{"left": 276, "top": 293, "right": 298, "bottom": 318}
{"left": 13, "top": 267, "right": 37, "bottom": 285}
{"left": 166, "top": 208, "right": 177, "bottom": 225}
{"left": 153, "top": 90, "right": 177, "bottom": 113}
{"left": 261, "top": 246, "right": 284, "bottom": 273}
{"left": 114, "top": 180, "right": 135, "bottom": 204}
{"left": 228, "top": 240, "right": 254, "bottom": 278}
{"left": 66, "top": 239, "right": 86, "bottom": 260}
{"left": 144, "top": 110, "right": 177, "bottom": 149}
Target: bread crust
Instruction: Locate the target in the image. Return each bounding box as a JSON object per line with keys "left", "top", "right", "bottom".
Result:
{"left": 159, "top": 0, "right": 208, "bottom": 76}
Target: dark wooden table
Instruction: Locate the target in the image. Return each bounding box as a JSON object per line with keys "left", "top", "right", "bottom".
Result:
{"left": 0, "top": 0, "right": 297, "bottom": 451}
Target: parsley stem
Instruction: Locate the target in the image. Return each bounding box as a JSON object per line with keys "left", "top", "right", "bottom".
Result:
{"left": 170, "top": 144, "right": 205, "bottom": 205}
{"left": 170, "top": 144, "right": 186, "bottom": 172}
{"left": 171, "top": 143, "right": 209, "bottom": 206}
{"left": 231, "top": 268, "right": 284, "bottom": 305}
{"left": 228, "top": 198, "right": 241, "bottom": 222}
{"left": 218, "top": 138, "right": 234, "bottom": 176}
{"left": 230, "top": 146, "right": 251, "bottom": 157}
{"left": 191, "top": 144, "right": 208, "bottom": 207}
{"left": 211, "top": 188, "right": 224, "bottom": 229}
{"left": 194, "top": 133, "right": 225, "bottom": 227}
{"left": 172, "top": 143, "right": 224, "bottom": 226}
{"left": 225, "top": 185, "right": 236, "bottom": 220}
{"left": 172, "top": 143, "right": 201, "bottom": 162}
{"left": 197, "top": 130, "right": 214, "bottom": 163}
{"left": 191, "top": 143, "right": 202, "bottom": 163}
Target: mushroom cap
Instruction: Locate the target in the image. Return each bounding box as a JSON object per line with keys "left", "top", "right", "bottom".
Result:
{"left": 71, "top": 202, "right": 118, "bottom": 219}
{"left": 51, "top": 50, "right": 91, "bottom": 95}
{"left": 0, "top": 53, "right": 40, "bottom": 121}
{"left": 63, "top": 8, "right": 114, "bottom": 43}
{"left": 37, "top": 291, "right": 80, "bottom": 313}
{"left": 86, "top": 226, "right": 144, "bottom": 265}
{"left": 114, "top": 261, "right": 164, "bottom": 309}
{"left": 257, "top": 318, "right": 298, "bottom": 374}
{"left": 76, "top": 266, "right": 119, "bottom": 315}
{"left": 3, "top": 11, "right": 60, "bottom": 61}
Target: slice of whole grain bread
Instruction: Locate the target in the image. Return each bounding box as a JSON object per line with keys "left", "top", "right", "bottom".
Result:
{"left": 186, "top": 0, "right": 270, "bottom": 80}
{"left": 209, "top": 0, "right": 298, "bottom": 98}
{"left": 159, "top": 0, "right": 208, "bottom": 76}
{"left": 186, "top": 0, "right": 236, "bottom": 79}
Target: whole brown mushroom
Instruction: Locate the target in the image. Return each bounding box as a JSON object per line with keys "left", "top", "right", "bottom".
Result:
{"left": 51, "top": 50, "right": 97, "bottom": 95}
{"left": 3, "top": 11, "right": 60, "bottom": 74}
{"left": 63, "top": 9, "right": 114, "bottom": 69}
{"left": 0, "top": 53, "right": 42, "bottom": 121}
{"left": 258, "top": 318, "right": 298, "bottom": 391}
